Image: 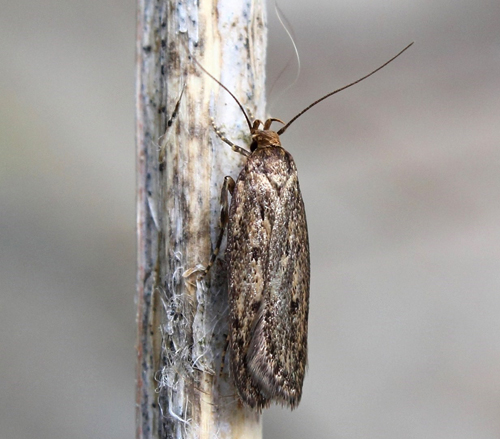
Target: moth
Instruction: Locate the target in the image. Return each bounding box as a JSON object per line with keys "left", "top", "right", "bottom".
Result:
{"left": 195, "top": 43, "right": 413, "bottom": 410}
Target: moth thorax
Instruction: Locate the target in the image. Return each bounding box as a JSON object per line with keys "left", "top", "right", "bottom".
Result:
{"left": 250, "top": 130, "right": 281, "bottom": 151}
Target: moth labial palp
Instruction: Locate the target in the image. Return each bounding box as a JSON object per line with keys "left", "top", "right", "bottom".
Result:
{"left": 193, "top": 42, "right": 413, "bottom": 411}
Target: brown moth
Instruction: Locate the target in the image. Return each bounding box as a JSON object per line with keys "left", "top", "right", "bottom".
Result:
{"left": 223, "top": 118, "right": 309, "bottom": 409}
{"left": 196, "top": 43, "right": 413, "bottom": 410}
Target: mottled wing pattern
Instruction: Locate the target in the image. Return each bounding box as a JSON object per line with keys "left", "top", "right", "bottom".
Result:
{"left": 226, "top": 146, "right": 310, "bottom": 409}
{"left": 247, "top": 150, "right": 310, "bottom": 408}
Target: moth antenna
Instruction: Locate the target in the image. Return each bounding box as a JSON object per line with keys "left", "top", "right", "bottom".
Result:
{"left": 186, "top": 52, "right": 253, "bottom": 132}
{"left": 268, "top": 1, "right": 301, "bottom": 109}
{"left": 277, "top": 42, "right": 414, "bottom": 136}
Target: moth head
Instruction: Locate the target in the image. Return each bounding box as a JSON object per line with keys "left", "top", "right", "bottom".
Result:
{"left": 250, "top": 118, "right": 284, "bottom": 151}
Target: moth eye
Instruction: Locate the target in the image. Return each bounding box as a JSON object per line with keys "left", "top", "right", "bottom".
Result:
{"left": 250, "top": 141, "right": 257, "bottom": 152}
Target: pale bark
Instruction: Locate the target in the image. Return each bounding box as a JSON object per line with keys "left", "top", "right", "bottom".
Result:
{"left": 136, "top": 1, "right": 267, "bottom": 438}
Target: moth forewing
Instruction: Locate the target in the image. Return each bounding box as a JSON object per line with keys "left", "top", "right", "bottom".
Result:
{"left": 248, "top": 148, "right": 309, "bottom": 407}
{"left": 226, "top": 145, "right": 309, "bottom": 410}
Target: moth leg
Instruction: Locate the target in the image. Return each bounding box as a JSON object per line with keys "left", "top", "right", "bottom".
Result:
{"left": 159, "top": 83, "right": 186, "bottom": 163}
{"left": 202, "top": 176, "right": 236, "bottom": 276}
{"left": 211, "top": 118, "right": 250, "bottom": 157}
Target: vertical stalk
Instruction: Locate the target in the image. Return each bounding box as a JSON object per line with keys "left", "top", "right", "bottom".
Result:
{"left": 136, "top": 1, "right": 267, "bottom": 438}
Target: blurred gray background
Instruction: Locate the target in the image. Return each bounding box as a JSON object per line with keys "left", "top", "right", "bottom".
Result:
{"left": 1, "top": 0, "right": 500, "bottom": 438}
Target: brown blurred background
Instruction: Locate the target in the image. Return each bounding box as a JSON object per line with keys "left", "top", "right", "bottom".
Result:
{"left": 1, "top": 0, "right": 500, "bottom": 438}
